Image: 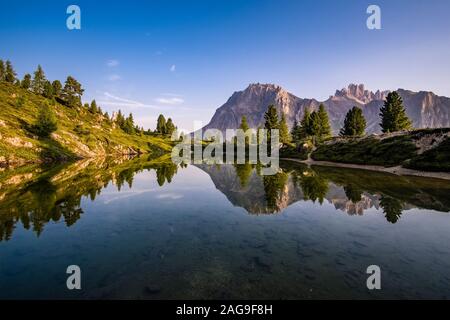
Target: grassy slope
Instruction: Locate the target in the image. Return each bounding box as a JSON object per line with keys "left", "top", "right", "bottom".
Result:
{"left": 311, "top": 128, "right": 450, "bottom": 171}
{"left": 0, "top": 82, "right": 173, "bottom": 165}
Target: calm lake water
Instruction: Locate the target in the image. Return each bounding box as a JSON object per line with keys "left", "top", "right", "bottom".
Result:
{"left": 1, "top": 157, "right": 450, "bottom": 299}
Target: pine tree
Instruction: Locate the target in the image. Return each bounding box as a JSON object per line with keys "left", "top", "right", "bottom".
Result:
{"left": 61, "top": 76, "right": 84, "bottom": 108}
{"left": 309, "top": 111, "right": 321, "bottom": 137}
{"left": 116, "top": 110, "right": 125, "bottom": 128}
{"left": 32, "top": 65, "right": 46, "bottom": 94}
{"left": 239, "top": 116, "right": 250, "bottom": 132}
{"left": 264, "top": 105, "right": 279, "bottom": 130}
{"left": 340, "top": 106, "right": 366, "bottom": 136}
{"left": 156, "top": 114, "right": 167, "bottom": 134}
{"left": 264, "top": 105, "right": 279, "bottom": 143}
{"left": 34, "top": 102, "right": 58, "bottom": 137}
{"left": 291, "top": 119, "right": 302, "bottom": 143}
{"left": 165, "top": 118, "right": 176, "bottom": 136}
{"left": 43, "top": 80, "right": 54, "bottom": 99}
{"left": 5, "top": 60, "right": 16, "bottom": 83}
{"left": 89, "top": 100, "right": 98, "bottom": 113}
{"left": 52, "top": 80, "right": 62, "bottom": 97}
{"left": 0, "top": 60, "right": 5, "bottom": 81}
{"left": 379, "top": 91, "right": 412, "bottom": 133}
{"left": 237, "top": 116, "right": 251, "bottom": 145}
{"left": 279, "top": 113, "right": 291, "bottom": 145}
{"left": 299, "top": 109, "right": 312, "bottom": 138}
{"left": 317, "top": 104, "right": 331, "bottom": 138}
{"left": 122, "top": 113, "right": 136, "bottom": 134}
{"left": 21, "top": 74, "right": 32, "bottom": 90}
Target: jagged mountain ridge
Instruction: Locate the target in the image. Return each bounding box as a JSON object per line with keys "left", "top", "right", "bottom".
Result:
{"left": 202, "top": 83, "right": 450, "bottom": 134}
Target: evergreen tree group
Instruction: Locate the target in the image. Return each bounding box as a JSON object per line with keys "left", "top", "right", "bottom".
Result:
{"left": 340, "top": 106, "right": 366, "bottom": 137}
{"left": 155, "top": 114, "right": 177, "bottom": 135}
{"left": 292, "top": 104, "right": 332, "bottom": 144}
{"left": 263, "top": 105, "right": 293, "bottom": 144}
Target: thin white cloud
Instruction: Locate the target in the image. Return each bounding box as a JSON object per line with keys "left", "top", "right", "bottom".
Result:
{"left": 99, "top": 92, "right": 168, "bottom": 110}
{"left": 107, "top": 59, "right": 119, "bottom": 67}
{"left": 108, "top": 74, "right": 121, "bottom": 81}
{"left": 97, "top": 92, "right": 194, "bottom": 111}
{"left": 170, "top": 64, "right": 176, "bottom": 72}
{"left": 155, "top": 97, "right": 184, "bottom": 105}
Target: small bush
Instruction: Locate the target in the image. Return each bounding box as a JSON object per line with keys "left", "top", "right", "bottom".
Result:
{"left": 74, "top": 124, "right": 90, "bottom": 136}
{"left": 33, "top": 103, "right": 58, "bottom": 138}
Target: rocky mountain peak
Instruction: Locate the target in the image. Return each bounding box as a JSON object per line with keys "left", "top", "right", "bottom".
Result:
{"left": 334, "top": 83, "right": 389, "bottom": 103}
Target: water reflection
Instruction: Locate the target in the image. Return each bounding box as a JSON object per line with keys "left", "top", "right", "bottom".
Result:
{"left": 196, "top": 161, "right": 450, "bottom": 217}
{"left": 1, "top": 157, "right": 450, "bottom": 241}
{"left": 0, "top": 156, "right": 179, "bottom": 241}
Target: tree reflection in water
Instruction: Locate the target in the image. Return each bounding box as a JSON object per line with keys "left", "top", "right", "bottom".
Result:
{"left": 1, "top": 158, "right": 450, "bottom": 241}
{"left": 197, "top": 161, "right": 450, "bottom": 219}
{"left": 0, "top": 156, "right": 179, "bottom": 241}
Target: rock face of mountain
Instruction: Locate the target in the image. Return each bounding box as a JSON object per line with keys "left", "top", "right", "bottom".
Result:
{"left": 202, "top": 83, "right": 320, "bottom": 135}
{"left": 202, "top": 83, "right": 450, "bottom": 134}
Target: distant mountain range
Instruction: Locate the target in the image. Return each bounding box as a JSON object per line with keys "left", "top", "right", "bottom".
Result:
{"left": 202, "top": 83, "right": 450, "bottom": 134}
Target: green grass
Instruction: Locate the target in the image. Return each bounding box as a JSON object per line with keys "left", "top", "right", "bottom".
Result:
{"left": 312, "top": 135, "right": 418, "bottom": 166}
{"left": 0, "top": 82, "right": 174, "bottom": 165}
{"left": 406, "top": 137, "right": 450, "bottom": 172}
{"left": 308, "top": 129, "right": 450, "bottom": 172}
{"left": 279, "top": 143, "right": 310, "bottom": 160}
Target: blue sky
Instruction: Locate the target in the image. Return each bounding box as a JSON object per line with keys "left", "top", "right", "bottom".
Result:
{"left": 1, "top": 0, "right": 450, "bottom": 131}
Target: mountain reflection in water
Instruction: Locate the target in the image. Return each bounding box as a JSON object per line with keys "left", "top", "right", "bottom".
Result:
{"left": 1, "top": 157, "right": 450, "bottom": 241}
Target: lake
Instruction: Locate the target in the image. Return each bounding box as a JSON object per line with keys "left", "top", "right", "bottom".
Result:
{"left": 1, "top": 156, "right": 450, "bottom": 299}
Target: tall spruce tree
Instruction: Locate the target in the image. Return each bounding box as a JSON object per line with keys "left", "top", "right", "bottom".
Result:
{"left": 89, "top": 100, "right": 98, "bottom": 113}
{"left": 116, "top": 110, "right": 125, "bottom": 128}
{"left": 0, "top": 60, "right": 5, "bottom": 81}
{"left": 166, "top": 118, "right": 176, "bottom": 136}
{"left": 239, "top": 116, "right": 250, "bottom": 132}
{"left": 264, "top": 105, "right": 279, "bottom": 130}
{"left": 264, "top": 105, "right": 279, "bottom": 143}
{"left": 379, "top": 91, "right": 412, "bottom": 133}
{"left": 43, "top": 80, "right": 54, "bottom": 99}
{"left": 52, "top": 80, "right": 62, "bottom": 97}
{"left": 309, "top": 111, "right": 321, "bottom": 137}
{"left": 21, "top": 74, "right": 32, "bottom": 90}
{"left": 340, "top": 106, "right": 366, "bottom": 136}
{"left": 156, "top": 114, "right": 167, "bottom": 134}
{"left": 237, "top": 116, "right": 250, "bottom": 145}
{"left": 32, "top": 65, "right": 46, "bottom": 94}
{"left": 291, "top": 119, "right": 302, "bottom": 143}
{"left": 61, "top": 76, "right": 84, "bottom": 108}
{"left": 299, "top": 109, "right": 312, "bottom": 139}
{"left": 279, "top": 113, "right": 291, "bottom": 145}
{"left": 5, "top": 60, "right": 16, "bottom": 83}
{"left": 122, "top": 113, "right": 135, "bottom": 134}
{"left": 317, "top": 104, "right": 331, "bottom": 138}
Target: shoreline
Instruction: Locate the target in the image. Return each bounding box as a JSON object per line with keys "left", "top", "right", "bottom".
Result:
{"left": 283, "top": 158, "right": 450, "bottom": 181}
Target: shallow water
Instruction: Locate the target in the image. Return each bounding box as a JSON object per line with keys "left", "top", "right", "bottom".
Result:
{"left": 0, "top": 157, "right": 450, "bottom": 299}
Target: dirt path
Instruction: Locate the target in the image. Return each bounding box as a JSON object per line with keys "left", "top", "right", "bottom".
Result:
{"left": 283, "top": 158, "right": 450, "bottom": 181}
